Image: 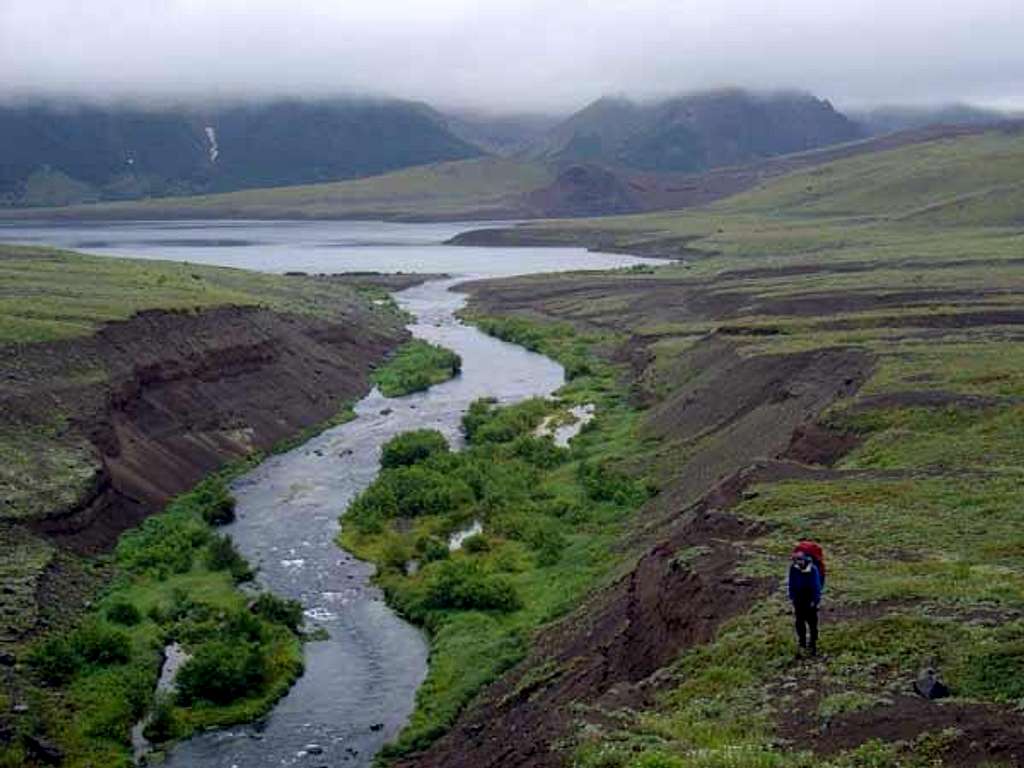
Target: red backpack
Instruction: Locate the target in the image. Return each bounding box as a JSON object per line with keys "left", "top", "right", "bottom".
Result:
{"left": 792, "top": 540, "right": 826, "bottom": 585}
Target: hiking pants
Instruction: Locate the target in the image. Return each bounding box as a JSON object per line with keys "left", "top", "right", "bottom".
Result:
{"left": 794, "top": 601, "right": 818, "bottom": 652}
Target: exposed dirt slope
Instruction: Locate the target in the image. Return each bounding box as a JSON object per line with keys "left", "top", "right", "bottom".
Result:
{"left": 2, "top": 304, "right": 406, "bottom": 553}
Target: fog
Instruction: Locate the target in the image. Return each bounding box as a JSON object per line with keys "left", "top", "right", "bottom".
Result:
{"left": 1, "top": 0, "right": 1022, "bottom": 112}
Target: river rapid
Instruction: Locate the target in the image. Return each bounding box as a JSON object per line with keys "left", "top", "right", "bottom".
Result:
{"left": 0, "top": 220, "right": 662, "bottom": 767}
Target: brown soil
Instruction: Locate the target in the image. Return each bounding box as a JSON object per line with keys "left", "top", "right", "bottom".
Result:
{"left": 787, "top": 696, "right": 1024, "bottom": 767}
{"left": 2, "top": 303, "right": 405, "bottom": 553}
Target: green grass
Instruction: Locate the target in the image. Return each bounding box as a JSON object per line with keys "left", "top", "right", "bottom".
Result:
{"left": 0, "top": 157, "right": 554, "bottom": 221}
{"left": 372, "top": 339, "right": 462, "bottom": 397}
{"left": 339, "top": 317, "right": 655, "bottom": 757}
{"left": 0, "top": 243, "right": 396, "bottom": 345}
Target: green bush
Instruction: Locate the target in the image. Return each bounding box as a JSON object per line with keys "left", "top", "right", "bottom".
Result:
{"left": 578, "top": 460, "right": 652, "bottom": 506}
{"left": 192, "top": 477, "right": 237, "bottom": 526}
{"left": 177, "top": 640, "right": 266, "bottom": 705}
{"left": 415, "top": 535, "right": 450, "bottom": 563}
{"left": 106, "top": 600, "right": 142, "bottom": 627}
{"left": 462, "top": 533, "right": 491, "bottom": 554}
{"left": 373, "top": 340, "right": 462, "bottom": 397}
{"left": 425, "top": 560, "right": 522, "bottom": 613}
{"left": 463, "top": 397, "right": 550, "bottom": 444}
{"left": 206, "top": 535, "right": 254, "bottom": 582}
{"left": 28, "top": 636, "right": 81, "bottom": 685}
{"left": 352, "top": 464, "right": 474, "bottom": 520}
{"left": 117, "top": 509, "right": 210, "bottom": 577}
{"left": 142, "top": 694, "right": 179, "bottom": 744}
{"left": 252, "top": 593, "right": 305, "bottom": 632}
{"left": 71, "top": 622, "right": 132, "bottom": 666}
{"left": 382, "top": 430, "right": 450, "bottom": 468}
{"left": 511, "top": 435, "right": 567, "bottom": 468}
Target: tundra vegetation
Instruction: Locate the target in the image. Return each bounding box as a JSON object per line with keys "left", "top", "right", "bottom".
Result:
{"left": 341, "top": 320, "right": 653, "bottom": 756}
{"left": 372, "top": 339, "right": 463, "bottom": 397}
{"left": 6, "top": 475, "right": 304, "bottom": 768}
{"left": 372, "top": 129, "right": 1024, "bottom": 766}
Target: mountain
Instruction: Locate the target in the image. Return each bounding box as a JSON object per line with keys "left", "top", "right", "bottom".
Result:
{"left": 534, "top": 89, "right": 865, "bottom": 172}
{"left": 851, "top": 104, "right": 1011, "bottom": 136}
{"left": 0, "top": 99, "right": 482, "bottom": 207}
{"left": 443, "top": 110, "right": 562, "bottom": 156}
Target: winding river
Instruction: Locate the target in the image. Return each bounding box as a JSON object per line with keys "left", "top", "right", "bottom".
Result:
{"left": 0, "top": 220, "right": 661, "bottom": 767}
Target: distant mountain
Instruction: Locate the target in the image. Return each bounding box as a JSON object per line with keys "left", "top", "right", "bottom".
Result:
{"left": 534, "top": 89, "right": 864, "bottom": 173}
{"left": 0, "top": 99, "right": 482, "bottom": 207}
{"left": 850, "top": 104, "right": 1011, "bottom": 136}
{"left": 443, "top": 110, "right": 562, "bottom": 156}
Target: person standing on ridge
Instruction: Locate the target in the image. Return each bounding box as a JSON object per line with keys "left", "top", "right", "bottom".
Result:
{"left": 788, "top": 547, "right": 823, "bottom": 658}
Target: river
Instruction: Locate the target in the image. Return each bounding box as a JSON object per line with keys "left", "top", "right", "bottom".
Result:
{"left": 0, "top": 220, "right": 662, "bottom": 767}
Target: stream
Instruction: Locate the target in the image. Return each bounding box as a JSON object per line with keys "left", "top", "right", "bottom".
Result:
{"left": 0, "top": 220, "right": 661, "bottom": 767}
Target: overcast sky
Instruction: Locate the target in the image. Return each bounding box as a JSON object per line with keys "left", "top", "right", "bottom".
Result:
{"left": 2, "top": 0, "right": 1022, "bottom": 113}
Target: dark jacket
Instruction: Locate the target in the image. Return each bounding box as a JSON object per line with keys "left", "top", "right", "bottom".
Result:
{"left": 788, "top": 562, "right": 822, "bottom": 606}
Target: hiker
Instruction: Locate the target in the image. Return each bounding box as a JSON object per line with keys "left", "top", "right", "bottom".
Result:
{"left": 788, "top": 544, "right": 823, "bottom": 657}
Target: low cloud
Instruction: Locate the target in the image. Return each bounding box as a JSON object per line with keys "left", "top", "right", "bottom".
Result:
{"left": 1, "top": 0, "right": 1022, "bottom": 112}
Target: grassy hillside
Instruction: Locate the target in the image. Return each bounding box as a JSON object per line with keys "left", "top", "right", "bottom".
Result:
{"left": 0, "top": 243, "right": 401, "bottom": 345}
{"left": 0, "top": 158, "right": 554, "bottom": 222}
{"left": 401, "top": 128, "right": 1024, "bottom": 766}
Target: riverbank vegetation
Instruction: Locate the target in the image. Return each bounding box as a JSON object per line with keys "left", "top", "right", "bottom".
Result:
{"left": 2, "top": 474, "right": 305, "bottom": 768}
{"left": 372, "top": 339, "right": 463, "bottom": 397}
{"left": 340, "top": 317, "right": 654, "bottom": 756}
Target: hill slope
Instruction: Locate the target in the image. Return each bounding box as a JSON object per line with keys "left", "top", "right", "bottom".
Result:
{"left": 394, "top": 128, "right": 1024, "bottom": 767}
{"left": 535, "top": 89, "right": 864, "bottom": 172}
{"left": 0, "top": 99, "right": 482, "bottom": 207}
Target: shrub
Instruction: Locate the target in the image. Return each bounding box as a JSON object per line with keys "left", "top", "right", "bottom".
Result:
{"left": 356, "top": 465, "right": 474, "bottom": 519}
{"left": 462, "top": 533, "right": 491, "bottom": 554}
{"left": 142, "top": 694, "right": 179, "bottom": 743}
{"left": 206, "top": 534, "right": 254, "bottom": 582}
{"left": 511, "top": 435, "right": 567, "bottom": 468}
{"left": 373, "top": 340, "right": 462, "bottom": 397}
{"left": 463, "top": 398, "right": 550, "bottom": 444}
{"left": 425, "top": 560, "right": 522, "bottom": 613}
{"left": 382, "top": 430, "right": 450, "bottom": 469}
{"left": 71, "top": 622, "right": 132, "bottom": 666}
{"left": 28, "top": 636, "right": 81, "bottom": 685}
{"left": 577, "top": 460, "right": 652, "bottom": 506}
{"left": 117, "top": 509, "right": 209, "bottom": 577}
{"left": 176, "top": 640, "right": 266, "bottom": 705}
{"left": 192, "top": 477, "right": 237, "bottom": 526}
{"left": 252, "top": 593, "right": 305, "bottom": 632}
{"left": 106, "top": 600, "right": 142, "bottom": 627}
{"left": 382, "top": 537, "right": 415, "bottom": 572}
{"left": 415, "top": 535, "right": 450, "bottom": 563}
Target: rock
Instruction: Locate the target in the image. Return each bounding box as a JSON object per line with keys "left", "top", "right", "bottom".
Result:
{"left": 306, "top": 744, "right": 324, "bottom": 755}
{"left": 914, "top": 668, "right": 950, "bottom": 700}
{"left": 24, "top": 734, "right": 64, "bottom": 765}
{"left": 380, "top": 408, "right": 393, "bottom": 416}
{"left": 13, "top": 703, "right": 29, "bottom": 714}
{"left": 370, "top": 722, "right": 384, "bottom": 732}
